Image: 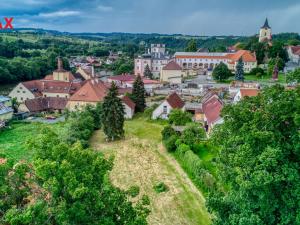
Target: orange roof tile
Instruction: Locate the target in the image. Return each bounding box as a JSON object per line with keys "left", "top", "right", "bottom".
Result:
{"left": 240, "top": 88, "right": 260, "bottom": 98}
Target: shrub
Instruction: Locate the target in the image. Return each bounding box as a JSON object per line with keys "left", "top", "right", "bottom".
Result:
{"left": 164, "top": 135, "right": 178, "bottom": 152}
{"left": 161, "top": 125, "right": 177, "bottom": 141}
{"left": 212, "top": 62, "right": 232, "bottom": 81}
{"left": 153, "top": 182, "right": 168, "bottom": 193}
{"left": 180, "top": 124, "right": 206, "bottom": 149}
{"left": 141, "top": 195, "right": 150, "bottom": 205}
{"left": 144, "top": 103, "right": 159, "bottom": 119}
{"left": 168, "top": 109, "right": 192, "bottom": 126}
{"left": 250, "top": 67, "right": 265, "bottom": 77}
{"left": 127, "top": 185, "right": 140, "bottom": 197}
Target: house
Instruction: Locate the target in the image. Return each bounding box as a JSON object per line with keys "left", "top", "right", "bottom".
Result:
{"left": 286, "top": 46, "right": 300, "bottom": 65}
{"left": 174, "top": 50, "right": 257, "bottom": 74}
{"left": 202, "top": 96, "right": 224, "bottom": 132}
{"left": 9, "top": 58, "right": 83, "bottom": 112}
{"left": 160, "top": 61, "right": 186, "bottom": 84}
{"left": 67, "top": 79, "right": 108, "bottom": 110}
{"left": 107, "top": 74, "right": 161, "bottom": 94}
{"left": 233, "top": 88, "right": 260, "bottom": 103}
{"left": 76, "top": 66, "right": 95, "bottom": 80}
{"left": 0, "top": 96, "right": 13, "bottom": 122}
{"left": 152, "top": 92, "right": 185, "bottom": 120}
{"left": 134, "top": 44, "right": 171, "bottom": 78}
{"left": 24, "top": 97, "right": 68, "bottom": 113}
{"left": 122, "top": 96, "right": 135, "bottom": 119}
{"left": 67, "top": 79, "right": 136, "bottom": 119}
{"left": 229, "top": 81, "right": 260, "bottom": 95}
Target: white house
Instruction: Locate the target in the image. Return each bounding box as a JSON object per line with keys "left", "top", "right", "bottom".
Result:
{"left": 287, "top": 46, "right": 300, "bottom": 65}
{"left": 233, "top": 88, "right": 260, "bottom": 103}
{"left": 152, "top": 92, "right": 185, "bottom": 120}
{"left": 122, "top": 96, "right": 135, "bottom": 119}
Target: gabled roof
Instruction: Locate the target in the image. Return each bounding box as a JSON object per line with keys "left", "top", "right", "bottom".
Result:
{"left": 163, "top": 61, "right": 182, "bottom": 70}
{"left": 108, "top": 74, "right": 135, "bottom": 82}
{"left": 122, "top": 96, "right": 135, "bottom": 110}
{"left": 202, "top": 96, "right": 223, "bottom": 125}
{"left": 69, "top": 79, "right": 108, "bottom": 102}
{"left": 239, "top": 88, "right": 260, "bottom": 98}
{"left": 25, "top": 97, "right": 68, "bottom": 112}
{"left": 290, "top": 46, "right": 300, "bottom": 55}
{"left": 166, "top": 92, "right": 185, "bottom": 109}
{"left": 227, "top": 50, "right": 257, "bottom": 62}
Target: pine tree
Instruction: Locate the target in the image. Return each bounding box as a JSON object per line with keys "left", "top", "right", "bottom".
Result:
{"left": 132, "top": 75, "right": 146, "bottom": 112}
{"left": 235, "top": 57, "right": 244, "bottom": 81}
{"left": 144, "top": 64, "right": 153, "bottom": 79}
{"left": 101, "top": 82, "right": 125, "bottom": 141}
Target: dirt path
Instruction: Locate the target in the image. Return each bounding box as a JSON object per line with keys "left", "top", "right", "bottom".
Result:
{"left": 90, "top": 120, "right": 211, "bottom": 225}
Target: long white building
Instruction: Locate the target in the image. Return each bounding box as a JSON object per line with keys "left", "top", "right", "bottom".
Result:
{"left": 174, "top": 50, "right": 257, "bottom": 73}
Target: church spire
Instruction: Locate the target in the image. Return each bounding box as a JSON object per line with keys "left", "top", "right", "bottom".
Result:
{"left": 261, "top": 18, "right": 271, "bottom": 29}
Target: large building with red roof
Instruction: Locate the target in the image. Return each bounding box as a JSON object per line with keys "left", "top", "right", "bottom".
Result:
{"left": 174, "top": 50, "right": 257, "bottom": 73}
{"left": 9, "top": 58, "right": 84, "bottom": 112}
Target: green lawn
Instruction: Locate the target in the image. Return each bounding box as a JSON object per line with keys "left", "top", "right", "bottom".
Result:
{"left": 90, "top": 117, "right": 211, "bottom": 225}
{"left": 0, "top": 122, "right": 67, "bottom": 161}
{"left": 244, "top": 73, "right": 287, "bottom": 84}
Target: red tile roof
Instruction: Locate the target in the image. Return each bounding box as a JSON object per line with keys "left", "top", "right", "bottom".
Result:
{"left": 291, "top": 46, "right": 300, "bottom": 55}
{"left": 227, "top": 50, "right": 257, "bottom": 62}
{"left": 163, "top": 61, "right": 182, "bottom": 70}
{"left": 25, "top": 97, "right": 68, "bottom": 112}
{"left": 69, "top": 79, "right": 108, "bottom": 102}
{"left": 166, "top": 92, "right": 185, "bottom": 109}
{"left": 202, "top": 97, "right": 223, "bottom": 126}
{"left": 122, "top": 96, "right": 135, "bottom": 110}
{"left": 240, "top": 88, "right": 260, "bottom": 98}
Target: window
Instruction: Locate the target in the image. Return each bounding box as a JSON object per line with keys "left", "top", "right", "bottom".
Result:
{"left": 163, "top": 105, "right": 167, "bottom": 114}
{"left": 17, "top": 91, "right": 20, "bottom": 93}
{"left": 23, "top": 91, "right": 26, "bottom": 93}
{"left": 21, "top": 97, "right": 23, "bottom": 101}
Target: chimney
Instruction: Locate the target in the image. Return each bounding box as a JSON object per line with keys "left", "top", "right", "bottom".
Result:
{"left": 57, "top": 57, "right": 63, "bottom": 70}
{"left": 91, "top": 79, "right": 95, "bottom": 85}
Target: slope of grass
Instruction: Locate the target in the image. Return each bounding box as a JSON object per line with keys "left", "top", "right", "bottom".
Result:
{"left": 0, "top": 121, "right": 66, "bottom": 161}
{"left": 90, "top": 117, "right": 211, "bottom": 225}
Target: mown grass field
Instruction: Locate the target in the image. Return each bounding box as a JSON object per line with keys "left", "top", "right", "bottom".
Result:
{"left": 90, "top": 117, "right": 211, "bottom": 225}
{"left": 0, "top": 121, "right": 67, "bottom": 161}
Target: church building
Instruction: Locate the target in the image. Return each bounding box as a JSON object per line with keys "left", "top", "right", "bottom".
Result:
{"left": 259, "top": 18, "right": 272, "bottom": 43}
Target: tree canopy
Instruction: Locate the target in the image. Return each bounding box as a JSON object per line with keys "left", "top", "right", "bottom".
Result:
{"left": 207, "top": 85, "right": 300, "bottom": 225}
{"left": 212, "top": 62, "right": 232, "bottom": 81}
{"left": 235, "top": 57, "right": 244, "bottom": 81}
{"left": 185, "top": 39, "right": 197, "bottom": 52}
{"left": 131, "top": 75, "right": 146, "bottom": 112}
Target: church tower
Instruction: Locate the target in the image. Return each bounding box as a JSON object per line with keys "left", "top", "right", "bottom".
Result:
{"left": 259, "top": 18, "right": 272, "bottom": 43}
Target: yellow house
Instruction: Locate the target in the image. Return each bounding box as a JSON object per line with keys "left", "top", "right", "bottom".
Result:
{"left": 160, "top": 61, "right": 186, "bottom": 84}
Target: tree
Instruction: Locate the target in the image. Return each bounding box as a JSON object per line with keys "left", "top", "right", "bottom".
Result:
{"left": 101, "top": 82, "right": 125, "bottom": 141}
{"left": 212, "top": 62, "right": 232, "bottom": 82}
{"left": 268, "top": 57, "right": 285, "bottom": 76}
{"left": 1, "top": 131, "right": 149, "bottom": 224}
{"left": 287, "top": 68, "right": 300, "bottom": 84}
{"left": 185, "top": 39, "right": 197, "bottom": 52}
{"left": 131, "top": 75, "right": 146, "bottom": 112}
{"left": 144, "top": 64, "right": 153, "bottom": 79}
{"left": 268, "top": 41, "right": 289, "bottom": 62}
{"left": 11, "top": 97, "right": 20, "bottom": 113}
{"left": 168, "top": 109, "right": 192, "bottom": 126}
{"left": 235, "top": 57, "right": 244, "bottom": 81}
{"left": 207, "top": 85, "right": 300, "bottom": 225}
{"left": 249, "top": 67, "right": 265, "bottom": 77}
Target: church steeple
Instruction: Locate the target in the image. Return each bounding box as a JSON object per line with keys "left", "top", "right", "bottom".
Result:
{"left": 261, "top": 18, "right": 271, "bottom": 29}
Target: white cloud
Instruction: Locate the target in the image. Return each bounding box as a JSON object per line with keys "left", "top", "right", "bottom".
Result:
{"left": 39, "top": 10, "right": 80, "bottom": 18}
{"left": 97, "top": 5, "right": 113, "bottom": 12}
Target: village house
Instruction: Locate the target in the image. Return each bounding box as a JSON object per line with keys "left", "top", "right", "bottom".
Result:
{"left": 286, "top": 46, "right": 300, "bottom": 65}
{"left": 174, "top": 50, "right": 257, "bottom": 74}
{"left": 0, "top": 96, "right": 13, "bottom": 123}
{"left": 152, "top": 92, "right": 185, "bottom": 120}
{"left": 9, "top": 58, "right": 84, "bottom": 112}
{"left": 134, "top": 44, "right": 171, "bottom": 78}
{"left": 67, "top": 79, "right": 136, "bottom": 119}
{"left": 229, "top": 81, "right": 260, "bottom": 95}
{"left": 233, "top": 88, "right": 260, "bottom": 103}
{"left": 107, "top": 74, "right": 161, "bottom": 94}
{"left": 160, "top": 61, "right": 186, "bottom": 84}
{"left": 24, "top": 97, "right": 68, "bottom": 113}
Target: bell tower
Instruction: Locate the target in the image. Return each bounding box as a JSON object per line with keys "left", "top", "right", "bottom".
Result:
{"left": 259, "top": 18, "right": 272, "bottom": 43}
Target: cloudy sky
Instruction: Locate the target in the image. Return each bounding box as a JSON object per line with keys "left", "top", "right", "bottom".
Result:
{"left": 1, "top": 0, "right": 300, "bottom": 35}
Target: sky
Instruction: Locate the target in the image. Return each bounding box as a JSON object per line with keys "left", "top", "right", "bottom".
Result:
{"left": 1, "top": 0, "right": 300, "bottom": 35}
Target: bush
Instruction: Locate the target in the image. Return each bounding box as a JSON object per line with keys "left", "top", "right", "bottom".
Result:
{"left": 141, "top": 195, "right": 150, "bottom": 205}
{"left": 144, "top": 103, "right": 159, "bottom": 119}
{"left": 180, "top": 124, "right": 206, "bottom": 150}
{"left": 168, "top": 109, "right": 192, "bottom": 126}
{"left": 153, "top": 182, "right": 169, "bottom": 193}
{"left": 250, "top": 67, "right": 265, "bottom": 77}
{"left": 212, "top": 62, "right": 232, "bottom": 81}
{"left": 127, "top": 185, "right": 140, "bottom": 197}
{"left": 164, "top": 135, "right": 178, "bottom": 152}
{"left": 161, "top": 125, "right": 177, "bottom": 141}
